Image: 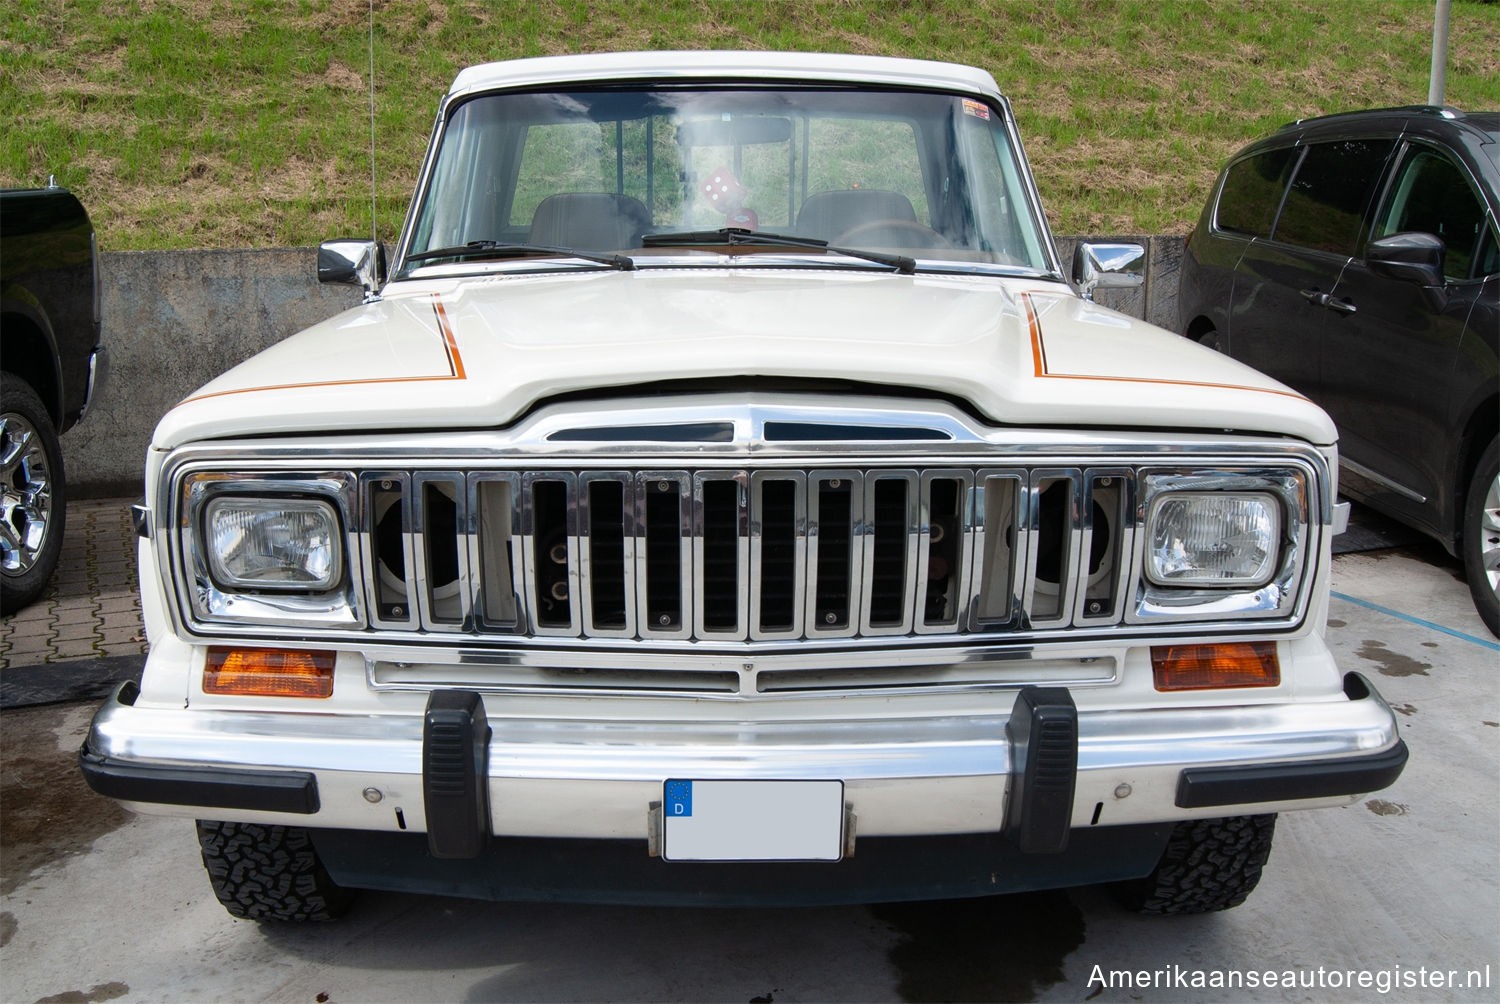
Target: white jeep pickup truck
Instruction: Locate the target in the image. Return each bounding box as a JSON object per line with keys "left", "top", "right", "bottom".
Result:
{"left": 81, "top": 51, "right": 1406, "bottom": 921}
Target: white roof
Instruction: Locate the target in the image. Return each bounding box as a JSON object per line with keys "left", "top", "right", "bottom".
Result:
{"left": 448, "top": 50, "right": 1003, "bottom": 103}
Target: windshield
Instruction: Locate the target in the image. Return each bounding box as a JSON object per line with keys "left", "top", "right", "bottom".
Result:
{"left": 403, "top": 86, "right": 1053, "bottom": 275}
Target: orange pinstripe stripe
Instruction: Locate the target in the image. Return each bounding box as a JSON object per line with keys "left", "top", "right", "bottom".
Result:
{"left": 181, "top": 296, "right": 467, "bottom": 403}
{"left": 1019, "top": 292, "right": 1307, "bottom": 402}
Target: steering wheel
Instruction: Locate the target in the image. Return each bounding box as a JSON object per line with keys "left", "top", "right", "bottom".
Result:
{"left": 834, "top": 219, "right": 952, "bottom": 250}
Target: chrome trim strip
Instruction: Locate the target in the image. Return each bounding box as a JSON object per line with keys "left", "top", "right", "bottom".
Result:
{"left": 1341, "top": 457, "right": 1427, "bottom": 504}
{"left": 157, "top": 396, "right": 1334, "bottom": 463}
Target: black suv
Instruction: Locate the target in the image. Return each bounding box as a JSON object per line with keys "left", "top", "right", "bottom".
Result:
{"left": 1178, "top": 106, "right": 1499, "bottom": 636}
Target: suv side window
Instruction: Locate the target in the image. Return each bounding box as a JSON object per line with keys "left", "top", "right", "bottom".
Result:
{"left": 1372, "top": 143, "right": 1494, "bottom": 282}
{"left": 1215, "top": 148, "right": 1294, "bottom": 237}
{"left": 1273, "top": 138, "right": 1395, "bottom": 255}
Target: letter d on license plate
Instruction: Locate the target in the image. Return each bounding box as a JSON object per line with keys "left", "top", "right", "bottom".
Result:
{"left": 661, "top": 779, "right": 844, "bottom": 861}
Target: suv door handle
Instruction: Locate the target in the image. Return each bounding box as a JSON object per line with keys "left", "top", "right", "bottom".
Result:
{"left": 1300, "top": 288, "right": 1330, "bottom": 306}
{"left": 1300, "top": 288, "right": 1357, "bottom": 314}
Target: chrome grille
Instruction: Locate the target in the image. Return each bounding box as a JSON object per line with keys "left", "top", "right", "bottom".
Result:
{"left": 359, "top": 466, "right": 1138, "bottom": 641}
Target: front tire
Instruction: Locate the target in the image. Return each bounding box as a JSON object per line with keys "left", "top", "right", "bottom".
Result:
{"left": 196, "top": 820, "right": 355, "bottom": 922}
{"left": 1462, "top": 437, "right": 1500, "bottom": 638}
{"left": 1, "top": 373, "right": 67, "bottom": 613}
{"left": 1114, "top": 814, "right": 1276, "bottom": 914}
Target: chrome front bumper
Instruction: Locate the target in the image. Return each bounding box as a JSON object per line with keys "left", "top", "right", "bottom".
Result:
{"left": 82, "top": 673, "right": 1406, "bottom": 851}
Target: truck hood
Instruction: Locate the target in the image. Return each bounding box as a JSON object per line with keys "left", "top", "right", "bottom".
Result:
{"left": 153, "top": 268, "right": 1336, "bottom": 449}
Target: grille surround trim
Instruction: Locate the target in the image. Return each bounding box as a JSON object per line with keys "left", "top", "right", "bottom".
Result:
{"left": 161, "top": 397, "right": 1331, "bottom": 651}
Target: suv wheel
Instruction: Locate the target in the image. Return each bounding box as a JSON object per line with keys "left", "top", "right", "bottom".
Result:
{"left": 1113, "top": 814, "right": 1276, "bottom": 914}
{"left": 1, "top": 373, "right": 67, "bottom": 613}
{"left": 196, "top": 820, "right": 355, "bottom": 921}
{"left": 1462, "top": 437, "right": 1500, "bottom": 638}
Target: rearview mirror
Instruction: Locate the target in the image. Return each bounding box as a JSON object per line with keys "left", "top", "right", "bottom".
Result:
{"left": 678, "top": 116, "right": 793, "bottom": 147}
{"left": 318, "top": 239, "right": 388, "bottom": 300}
{"left": 1366, "top": 232, "right": 1445, "bottom": 288}
{"left": 1072, "top": 242, "right": 1145, "bottom": 302}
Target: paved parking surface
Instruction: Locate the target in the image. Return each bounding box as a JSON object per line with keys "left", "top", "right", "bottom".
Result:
{"left": 1, "top": 508, "right": 1496, "bottom": 1003}
{"left": 0, "top": 497, "right": 145, "bottom": 669}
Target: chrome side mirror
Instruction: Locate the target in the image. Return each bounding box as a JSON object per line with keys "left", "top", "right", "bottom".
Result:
{"left": 1072, "top": 242, "right": 1145, "bottom": 302}
{"left": 318, "top": 239, "right": 388, "bottom": 300}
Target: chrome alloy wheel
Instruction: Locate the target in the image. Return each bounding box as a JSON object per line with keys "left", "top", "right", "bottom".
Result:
{"left": 1482, "top": 467, "right": 1500, "bottom": 602}
{"left": 0, "top": 410, "right": 56, "bottom": 578}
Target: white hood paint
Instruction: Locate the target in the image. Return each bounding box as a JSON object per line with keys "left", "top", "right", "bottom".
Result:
{"left": 153, "top": 268, "right": 1337, "bottom": 450}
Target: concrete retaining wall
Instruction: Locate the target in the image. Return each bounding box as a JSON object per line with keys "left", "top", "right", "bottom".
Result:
{"left": 63, "top": 238, "right": 1186, "bottom": 496}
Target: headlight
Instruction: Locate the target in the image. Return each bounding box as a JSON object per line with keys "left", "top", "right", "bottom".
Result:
{"left": 1146, "top": 492, "right": 1280, "bottom": 588}
{"left": 204, "top": 497, "right": 343, "bottom": 591}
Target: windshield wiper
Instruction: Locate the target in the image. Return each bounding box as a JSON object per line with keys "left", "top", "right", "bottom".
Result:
{"left": 405, "top": 240, "right": 635, "bottom": 271}
{"left": 641, "top": 228, "right": 916, "bottom": 275}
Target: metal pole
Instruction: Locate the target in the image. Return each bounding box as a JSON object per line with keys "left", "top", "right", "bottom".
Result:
{"left": 1428, "top": 0, "right": 1450, "bottom": 107}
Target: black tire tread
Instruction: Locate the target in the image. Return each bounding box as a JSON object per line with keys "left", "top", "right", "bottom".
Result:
{"left": 1116, "top": 814, "right": 1276, "bottom": 915}
{"left": 1461, "top": 437, "right": 1500, "bottom": 638}
{"left": 195, "top": 820, "right": 354, "bottom": 922}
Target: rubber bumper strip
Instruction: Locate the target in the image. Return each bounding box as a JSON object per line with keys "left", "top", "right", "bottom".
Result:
{"left": 78, "top": 747, "right": 319, "bottom": 814}
{"left": 1175, "top": 739, "right": 1409, "bottom": 808}
{"left": 1176, "top": 672, "right": 1409, "bottom": 808}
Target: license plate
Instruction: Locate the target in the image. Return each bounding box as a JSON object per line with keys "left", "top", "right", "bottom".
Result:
{"left": 661, "top": 779, "right": 844, "bottom": 862}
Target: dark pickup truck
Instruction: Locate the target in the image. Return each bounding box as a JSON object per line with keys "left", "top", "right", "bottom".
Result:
{"left": 1, "top": 182, "right": 107, "bottom": 611}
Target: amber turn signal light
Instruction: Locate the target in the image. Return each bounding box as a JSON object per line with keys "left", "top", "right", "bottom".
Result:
{"left": 1151, "top": 642, "right": 1280, "bottom": 691}
{"left": 204, "top": 647, "right": 335, "bottom": 698}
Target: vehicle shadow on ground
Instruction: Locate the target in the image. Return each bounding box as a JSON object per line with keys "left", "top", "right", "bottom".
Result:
{"left": 251, "top": 885, "right": 1102, "bottom": 1002}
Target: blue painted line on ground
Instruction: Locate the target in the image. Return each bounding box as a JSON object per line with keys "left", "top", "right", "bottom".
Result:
{"left": 1330, "top": 591, "right": 1500, "bottom": 652}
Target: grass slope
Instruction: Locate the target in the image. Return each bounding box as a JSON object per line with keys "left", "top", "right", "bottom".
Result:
{"left": 3, "top": 0, "right": 1497, "bottom": 250}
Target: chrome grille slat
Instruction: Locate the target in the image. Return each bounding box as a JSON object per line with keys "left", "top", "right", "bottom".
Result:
{"left": 749, "top": 472, "right": 805, "bottom": 640}
{"left": 859, "top": 470, "right": 919, "bottom": 636}
{"left": 356, "top": 464, "right": 1144, "bottom": 642}
{"left": 637, "top": 471, "right": 692, "bottom": 640}
{"left": 362, "top": 471, "right": 420, "bottom": 630}
{"left": 806, "top": 470, "right": 863, "bottom": 638}
{"left": 693, "top": 472, "right": 749, "bottom": 640}
{"left": 469, "top": 473, "right": 521, "bottom": 630}
{"left": 522, "top": 472, "right": 580, "bottom": 637}
{"left": 915, "top": 470, "right": 973, "bottom": 634}
{"left": 579, "top": 473, "right": 634, "bottom": 638}
{"left": 412, "top": 471, "right": 471, "bottom": 632}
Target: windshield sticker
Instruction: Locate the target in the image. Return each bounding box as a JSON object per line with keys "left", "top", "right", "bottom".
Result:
{"left": 962, "top": 99, "right": 991, "bottom": 120}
